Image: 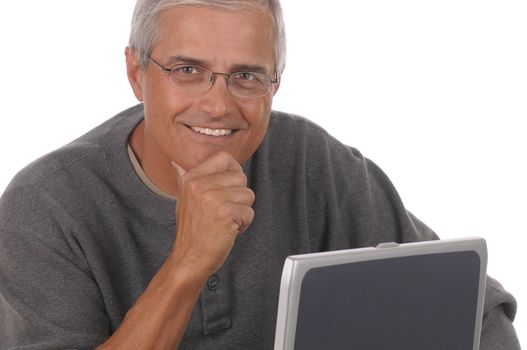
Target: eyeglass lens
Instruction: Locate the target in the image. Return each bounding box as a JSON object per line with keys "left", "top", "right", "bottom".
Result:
{"left": 170, "top": 64, "right": 272, "bottom": 98}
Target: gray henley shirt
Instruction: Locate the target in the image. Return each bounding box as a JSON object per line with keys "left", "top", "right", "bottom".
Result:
{"left": 0, "top": 104, "right": 520, "bottom": 349}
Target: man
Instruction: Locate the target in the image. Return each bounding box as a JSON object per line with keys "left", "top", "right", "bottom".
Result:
{"left": 0, "top": 0, "right": 520, "bottom": 349}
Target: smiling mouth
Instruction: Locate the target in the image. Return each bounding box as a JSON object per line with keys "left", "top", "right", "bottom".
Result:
{"left": 190, "top": 126, "right": 234, "bottom": 137}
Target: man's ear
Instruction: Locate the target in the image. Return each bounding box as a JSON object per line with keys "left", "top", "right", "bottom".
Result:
{"left": 125, "top": 46, "right": 144, "bottom": 101}
{"left": 272, "top": 69, "right": 283, "bottom": 96}
{"left": 272, "top": 79, "right": 281, "bottom": 96}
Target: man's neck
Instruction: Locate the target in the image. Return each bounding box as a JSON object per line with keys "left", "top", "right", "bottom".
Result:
{"left": 128, "top": 120, "right": 180, "bottom": 197}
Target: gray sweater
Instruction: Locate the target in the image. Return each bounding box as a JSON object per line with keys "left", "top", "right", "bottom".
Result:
{"left": 0, "top": 104, "right": 520, "bottom": 349}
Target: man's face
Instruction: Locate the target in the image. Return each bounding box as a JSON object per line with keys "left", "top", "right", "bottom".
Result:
{"left": 131, "top": 6, "right": 278, "bottom": 171}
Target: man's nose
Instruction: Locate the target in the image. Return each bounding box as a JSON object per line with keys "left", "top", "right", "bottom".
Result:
{"left": 198, "top": 74, "right": 236, "bottom": 118}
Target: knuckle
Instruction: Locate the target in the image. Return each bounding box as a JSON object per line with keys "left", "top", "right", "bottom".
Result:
{"left": 202, "top": 191, "right": 218, "bottom": 205}
{"left": 245, "top": 207, "right": 255, "bottom": 222}
{"left": 239, "top": 172, "right": 248, "bottom": 186}
{"left": 228, "top": 188, "right": 254, "bottom": 206}
{"left": 186, "top": 177, "right": 203, "bottom": 194}
{"left": 245, "top": 188, "right": 256, "bottom": 204}
{"left": 216, "top": 203, "right": 233, "bottom": 221}
{"left": 229, "top": 171, "right": 247, "bottom": 186}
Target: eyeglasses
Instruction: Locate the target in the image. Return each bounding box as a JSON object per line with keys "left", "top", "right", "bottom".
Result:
{"left": 147, "top": 56, "right": 279, "bottom": 99}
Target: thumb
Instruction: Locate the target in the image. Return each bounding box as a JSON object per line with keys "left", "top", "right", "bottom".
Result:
{"left": 171, "top": 160, "right": 186, "bottom": 178}
{"left": 171, "top": 161, "right": 187, "bottom": 199}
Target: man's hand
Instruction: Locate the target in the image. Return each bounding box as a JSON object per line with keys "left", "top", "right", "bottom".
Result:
{"left": 96, "top": 151, "right": 255, "bottom": 350}
{"left": 170, "top": 151, "right": 255, "bottom": 280}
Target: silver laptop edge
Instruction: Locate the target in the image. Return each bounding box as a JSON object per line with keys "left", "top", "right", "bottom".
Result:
{"left": 273, "top": 237, "right": 487, "bottom": 350}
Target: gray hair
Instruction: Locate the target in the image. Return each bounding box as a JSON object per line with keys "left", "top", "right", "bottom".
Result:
{"left": 129, "top": 0, "right": 286, "bottom": 75}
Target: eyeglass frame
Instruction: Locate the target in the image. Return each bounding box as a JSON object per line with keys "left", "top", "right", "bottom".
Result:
{"left": 146, "top": 55, "right": 279, "bottom": 99}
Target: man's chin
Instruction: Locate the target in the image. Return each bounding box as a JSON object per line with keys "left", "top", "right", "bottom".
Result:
{"left": 175, "top": 149, "right": 239, "bottom": 171}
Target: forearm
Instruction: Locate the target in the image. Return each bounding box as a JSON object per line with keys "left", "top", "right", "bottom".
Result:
{"left": 96, "top": 153, "right": 253, "bottom": 349}
{"left": 96, "top": 256, "right": 205, "bottom": 350}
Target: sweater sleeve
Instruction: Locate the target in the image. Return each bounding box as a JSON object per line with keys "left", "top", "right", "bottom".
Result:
{"left": 479, "top": 277, "right": 522, "bottom": 349}
{"left": 0, "top": 184, "right": 109, "bottom": 349}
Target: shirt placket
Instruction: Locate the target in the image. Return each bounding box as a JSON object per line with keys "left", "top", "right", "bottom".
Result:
{"left": 200, "top": 269, "right": 232, "bottom": 334}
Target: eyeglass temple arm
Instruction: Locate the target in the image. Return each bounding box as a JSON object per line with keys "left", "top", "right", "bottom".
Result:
{"left": 147, "top": 56, "right": 172, "bottom": 73}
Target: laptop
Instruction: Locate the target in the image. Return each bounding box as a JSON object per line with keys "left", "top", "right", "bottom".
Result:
{"left": 273, "top": 237, "right": 487, "bottom": 350}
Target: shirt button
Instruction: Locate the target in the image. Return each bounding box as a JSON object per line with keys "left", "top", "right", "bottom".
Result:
{"left": 207, "top": 275, "right": 219, "bottom": 291}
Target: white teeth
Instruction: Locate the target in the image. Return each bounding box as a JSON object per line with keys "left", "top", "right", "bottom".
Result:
{"left": 191, "top": 126, "right": 233, "bottom": 136}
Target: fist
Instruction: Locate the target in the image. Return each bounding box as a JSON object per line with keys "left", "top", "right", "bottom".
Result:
{"left": 170, "top": 151, "right": 255, "bottom": 279}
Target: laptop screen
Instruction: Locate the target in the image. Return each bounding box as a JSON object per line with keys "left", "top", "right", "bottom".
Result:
{"left": 274, "top": 238, "right": 487, "bottom": 350}
{"left": 294, "top": 251, "right": 481, "bottom": 350}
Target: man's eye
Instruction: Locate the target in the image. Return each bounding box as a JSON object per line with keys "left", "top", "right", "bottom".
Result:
{"left": 236, "top": 72, "right": 256, "bottom": 81}
{"left": 173, "top": 65, "right": 198, "bottom": 74}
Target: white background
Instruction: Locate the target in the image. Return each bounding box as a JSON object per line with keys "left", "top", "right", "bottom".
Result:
{"left": 0, "top": 0, "right": 525, "bottom": 343}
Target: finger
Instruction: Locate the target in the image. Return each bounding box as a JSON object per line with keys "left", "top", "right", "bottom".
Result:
{"left": 218, "top": 203, "right": 255, "bottom": 235}
{"left": 236, "top": 205, "right": 255, "bottom": 234}
{"left": 208, "top": 187, "right": 255, "bottom": 207}
{"left": 171, "top": 161, "right": 187, "bottom": 194}
{"left": 188, "top": 151, "right": 242, "bottom": 179}
{"left": 178, "top": 152, "right": 246, "bottom": 193}
{"left": 171, "top": 161, "right": 186, "bottom": 177}
{"left": 183, "top": 170, "right": 248, "bottom": 196}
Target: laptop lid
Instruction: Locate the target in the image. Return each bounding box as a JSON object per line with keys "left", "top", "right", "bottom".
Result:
{"left": 274, "top": 237, "right": 487, "bottom": 350}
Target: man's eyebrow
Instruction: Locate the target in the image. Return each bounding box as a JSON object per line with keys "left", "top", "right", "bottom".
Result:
{"left": 165, "top": 55, "right": 272, "bottom": 75}
{"left": 230, "top": 64, "right": 270, "bottom": 75}
{"left": 165, "top": 55, "right": 209, "bottom": 66}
